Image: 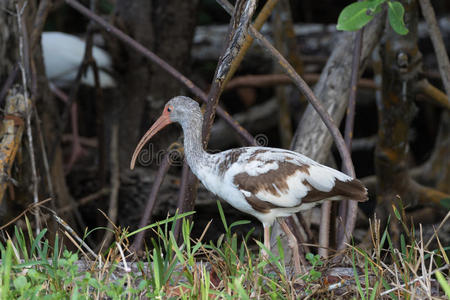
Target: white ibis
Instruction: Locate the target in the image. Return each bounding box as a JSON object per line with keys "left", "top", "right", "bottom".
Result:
{"left": 42, "top": 32, "right": 116, "bottom": 88}
{"left": 130, "top": 96, "right": 368, "bottom": 273}
{"left": 42, "top": 32, "right": 116, "bottom": 172}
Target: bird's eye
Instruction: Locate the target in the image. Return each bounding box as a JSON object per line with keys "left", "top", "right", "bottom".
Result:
{"left": 167, "top": 107, "right": 172, "bottom": 112}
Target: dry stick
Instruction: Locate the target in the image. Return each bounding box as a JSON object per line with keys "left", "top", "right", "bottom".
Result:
{"left": 30, "top": 0, "right": 51, "bottom": 50}
{"left": 415, "top": 79, "right": 450, "bottom": 109}
{"left": 0, "top": 198, "right": 51, "bottom": 231}
{"left": 174, "top": 161, "right": 196, "bottom": 241}
{"left": 58, "top": 188, "right": 109, "bottom": 214}
{"left": 0, "top": 66, "right": 19, "bottom": 104}
{"left": 91, "top": 60, "right": 107, "bottom": 187}
{"left": 28, "top": 0, "right": 56, "bottom": 217}
{"left": 27, "top": 0, "right": 52, "bottom": 111}
{"left": 380, "top": 264, "right": 449, "bottom": 296}
{"left": 64, "top": 0, "right": 255, "bottom": 146}
{"left": 131, "top": 152, "right": 172, "bottom": 251}
{"left": 16, "top": 2, "right": 41, "bottom": 234}
{"left": 218, "top": 0, "right": 281, "bottom": 85}
{"left": 296, "top": 212, "right": 315, "bottom": 244}
{"left": 336, "top": 28, "right": 364, "bottom": 251}
{"left": 33, "top": 108, "right": 56, "bottom": 210}
{"left": 43, "top": 206, "right": 98, "bottom": 259}
{"left": 225, "top": 73, "right": 377, "bottom": 91}
{"left": 418, "top": 0, "right": 450, "bottom": 101}
{"left": 102, "top": 123, "right": 120, "bottom": 248}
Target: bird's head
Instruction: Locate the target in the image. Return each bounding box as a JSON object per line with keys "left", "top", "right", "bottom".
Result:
{"left": 130, "top": 96, "right": 201, "bottom": 170}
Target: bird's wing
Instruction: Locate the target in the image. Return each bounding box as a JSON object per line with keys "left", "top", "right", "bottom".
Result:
{"left": 225, "top": 147, "right": 367, "bottom": 213}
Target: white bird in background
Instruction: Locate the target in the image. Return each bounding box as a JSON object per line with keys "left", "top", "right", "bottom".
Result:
{"left": 42, "top": 31, "right": 115, "bottom": 88}
{"left": 130, "top": 96, "right": 368, "bottom": 274}
{"left": 42, "top": 31, "right": 116, "bottom": 172}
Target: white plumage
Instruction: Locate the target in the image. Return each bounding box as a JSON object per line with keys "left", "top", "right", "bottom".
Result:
{"left": 42, "top": 32, "right": 115, "bottom": 88}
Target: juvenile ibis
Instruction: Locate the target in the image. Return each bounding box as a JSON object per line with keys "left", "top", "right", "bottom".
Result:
{"left": 130, "top": 96, "right": 368, "bottom": 273}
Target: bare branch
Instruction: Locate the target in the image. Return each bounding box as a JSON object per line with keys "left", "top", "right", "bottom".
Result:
{"left": 16, "top": 1, "right": 41, "bottom": 234}
{"left": 418, "top": 0, "right": 450, "bottom": 101}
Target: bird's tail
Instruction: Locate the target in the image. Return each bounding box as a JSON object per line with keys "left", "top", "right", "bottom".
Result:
{"left": 335, "top": 178, "right": 368, "bottom": 202}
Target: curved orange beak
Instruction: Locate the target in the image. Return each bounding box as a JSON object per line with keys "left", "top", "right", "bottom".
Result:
{"left": 130, "top": 109, "right": 172, "bottom": 170}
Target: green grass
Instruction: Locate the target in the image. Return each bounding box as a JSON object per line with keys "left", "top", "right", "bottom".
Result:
{"left": 0, "top": 204, "right": 449, "bottom": 299}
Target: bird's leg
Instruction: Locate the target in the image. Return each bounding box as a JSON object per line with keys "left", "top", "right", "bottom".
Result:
{"left": 278, "top": 218, "right": 302, "bottom": 275}
{"left": 65, "top": 102, "right": 87, "bottom": 174}
{"left": 48, "top": 83, "right": 87, "bottom": 174}
{"left": 262, "top": 225, "right": 271, "bottom": 260}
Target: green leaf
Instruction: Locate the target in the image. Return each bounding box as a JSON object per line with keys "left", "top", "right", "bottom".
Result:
{"left": 337, "top": 1, "right": 375, "bottom": 31}
{"left": 229, "top": 220, "right": 251, "bottom": 231}
{"left": 440, "top": 197, "right": 450, "bottom": 209}
{"left": 126, "top": 211, "right": 195, "bottom": 237}
{"left": 367, "top": 0, "right": 386, "bottom": 10}
{"left": 13, "top": 276, "right": 28, "bottom": 290}
{"left": 388, "top": 1, "right": 409, "bottom": 35}
{"left": 392, "top": 204, "right": 401, "bottom": 221}
{"left": 435, "top": 270, "right": 450, "bottom": 298}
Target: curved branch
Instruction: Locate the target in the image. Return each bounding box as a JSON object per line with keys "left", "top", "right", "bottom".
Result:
{"left": 249, "top": 28, "right": 354, "bottom": 177}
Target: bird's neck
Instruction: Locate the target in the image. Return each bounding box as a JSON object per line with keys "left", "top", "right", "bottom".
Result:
{"left": 179, "top": 116, "right": 211, "bottom": 173}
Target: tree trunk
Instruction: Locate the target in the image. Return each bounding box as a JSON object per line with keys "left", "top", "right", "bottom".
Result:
{"left": 290, "top": 16, "right": 385, "bottom": 163}
{"left": 113, "top": 0, "right": 199, "bottom": 170}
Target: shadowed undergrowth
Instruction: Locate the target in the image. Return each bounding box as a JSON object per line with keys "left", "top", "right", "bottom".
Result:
{"left": 0, "top": 203, "right": 449, "bottom": 299}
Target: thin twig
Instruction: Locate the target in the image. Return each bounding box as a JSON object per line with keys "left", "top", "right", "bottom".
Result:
{"left": 225, "top": 73, "right": 377, "bottom": 91}
{"left": 16, "top": 2, "right": 41, "bottom": 234}
{"left": 415, "top": 79, "right": 450, "bottom": 110}
{"left": 33, "top": 107, "right": 56, "bottom": 210}
{"left": 102, "top": 123, "right": 120, "bottom": 247}
{"left": 380, "top": 261, "right": 449, "bottom": 296}
{"left": 0, "top": 65, "right": 19, "bottom": 104}
{"left": 175, "top": 161, "right": 196, "bottom": 241}
{"left": 43, "top": 206, "right": 98, "bottom": 259}
{"left": 0, "top": 198, "right": 51, "bottom": 231}
{"left": 58, "top": 188, "right": 110, "bottom": 214}
{"left": 418, "top": 0, "right": 450, "bottom": 101}
{"left": 318, "top": 202, "right": 332, "bottom": 258}
{"left": 91, "top": 59, "right": 107, "bottom": 186}
{"left": 30, "top": 0, "right": 51, "bottom": 50}
{"left": 337, "top": 28, "right": 364, "bottom": 251}
{"left": 131, "top": 152, "right": 172, "bottom": 251}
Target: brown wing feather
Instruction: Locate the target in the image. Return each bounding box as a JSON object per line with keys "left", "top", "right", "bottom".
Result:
{"left": 302, "top": 178, "right": 368, "bottom": 203}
